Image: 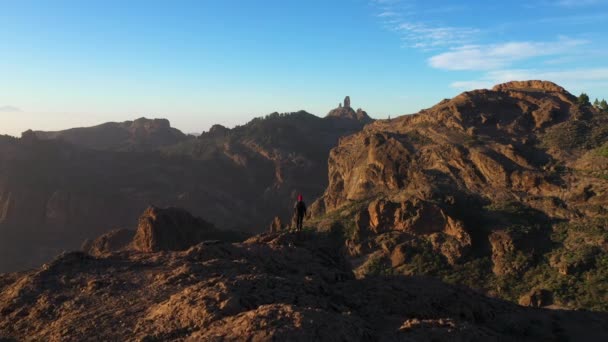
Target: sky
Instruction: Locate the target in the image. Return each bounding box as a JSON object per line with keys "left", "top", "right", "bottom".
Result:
{"left": 1, "top": 0, "right": 608, "bottom": 136}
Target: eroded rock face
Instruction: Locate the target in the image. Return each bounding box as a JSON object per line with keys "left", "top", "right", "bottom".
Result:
{"left": 489, "top": 230, "right": 524, "bottom": 276}
{"left": 1, "top": 232, "right": 607, "bottom": 341}
{"left": 491, "top": 80, "right": 568, "bottom": 93}
{"left": 311, "top": 80, "right": 608, "bottom": 291}
{"left": 269, "top": 216, "right": 285, "bottom": 233}
{"left": 132, "top": 206, "right": 236, "bottom": 252}
{"left": 326, "top": 96, "right": 374, "bottom": 124}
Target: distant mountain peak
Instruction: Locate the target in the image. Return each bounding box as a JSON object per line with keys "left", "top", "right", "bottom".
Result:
{"left": 344, "top": 96, "right": 351, "bottom": 108}
{"left": 32, "top": 117, "right": 188, "bottom": 151}
{"left": 327, "top": 96, "right": 373, "bottom": 123}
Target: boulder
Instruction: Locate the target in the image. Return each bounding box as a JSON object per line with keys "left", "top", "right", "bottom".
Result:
{"left": 519, "top": 289, "right": 553, "bottom": 308}
{"left": 132, "top": 206, "right": 239, "bottom": 252}
{"left": 269, "top": 216, "right": 284, "bottom": 233}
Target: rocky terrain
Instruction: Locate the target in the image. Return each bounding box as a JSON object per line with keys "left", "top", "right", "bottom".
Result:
{"left": 1, "top": 210, "right": 607, "bottom": 341}
{"left": 2, "top": 80, "right": 608, "bottom": 311}
{"left": 310, "top": 81, "right": 608, "bottom": 311}
{"left": 0, "top": 100, "right": 371, "bottom": 272}
{"left": 81, "top": 206, "right": 246, "bottom": 255}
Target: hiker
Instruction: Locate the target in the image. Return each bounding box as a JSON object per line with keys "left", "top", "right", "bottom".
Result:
{"left": 294, "top": 194, "right": 307, "bottom": 231}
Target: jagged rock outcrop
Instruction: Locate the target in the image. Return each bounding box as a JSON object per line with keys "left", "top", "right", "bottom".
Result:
{"left": 1, "top": 231, "right": 607, "bottom": 341}
{"left": 492, "top": 80, "right": 569, "bottom": 93}
{"left": 326, "top": 96, "right": 374, "bottom": 123}
{"left": 132, "top": 206, "right": 242, "bottom": 252}
{"left": 269, "top": 216, "right": 285, "bottom": 233}
{"left": 80, "top": 207, "right": 245, "bottom": 256}
{"left": 310, "top": 80, "right": 608, "bottom": 309}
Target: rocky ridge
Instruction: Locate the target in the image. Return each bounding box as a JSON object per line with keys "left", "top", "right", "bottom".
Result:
{"left": 310, "top": 80, "right": 608, "bottom": 310}
{"left": 34, "top": 117, "right": 189, "bottom": 152}
{"left": 1, "top": 228, "right": 607, "bottom": 341}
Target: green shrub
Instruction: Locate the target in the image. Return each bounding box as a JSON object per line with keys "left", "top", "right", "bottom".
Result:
{"left": 362, "top": 254, "right": 394, "bottom": 276}
{"left": 595, "top": 143, "right": 608, "bottom": 158}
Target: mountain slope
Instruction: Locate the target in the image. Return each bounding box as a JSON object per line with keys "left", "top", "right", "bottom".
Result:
{"left": 34, "top": 117, "right": 189, "bottom": 152}
{"left": 0, "top": 101, "right": 372, "bottom": 272}
{"left": 310, "top": 80, "right": 608, "bottom": 310}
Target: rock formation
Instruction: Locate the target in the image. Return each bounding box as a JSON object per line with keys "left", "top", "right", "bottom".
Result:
{"left": 344, "top": 96, "right": 351, "bottom": 108}
{"left": 326, "top": 96, "right": 374, "bottom": 124}
{"left": 1, "top": 231, "right": 607, "bottom": 341}
{"left": 269, "top": 216, "right": 285, "bottom": 233}
{"left": 132, "top": 206, "right": 242, "bottom": 252}
{"left": 81, "top": 228, "right": 135, "bottom": 256}
{"left": 310, "top": 80, "right": 608, "bottom": 310}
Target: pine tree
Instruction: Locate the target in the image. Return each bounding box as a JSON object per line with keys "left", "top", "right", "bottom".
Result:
{"left": 600, "top": 99, "right": 608, "bottom": 112}
{"left": 577, "top": 93, "right": 590, "bottom": 107}
{"left": 594, "top": 98, "right": 601, "bottom": 108}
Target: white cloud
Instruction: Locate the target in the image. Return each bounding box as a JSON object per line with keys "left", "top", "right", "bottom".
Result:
{"left": 0, "top": 106, "right": 22, "bottom": 113}
{"left": 429, "top": 38, "right": 587, "bottom": 71}
{"left": 377, "top": 11, "right": 398, "bottom": 17}
{"left": 450, "top": 68, "right": 608, "bottom": 90}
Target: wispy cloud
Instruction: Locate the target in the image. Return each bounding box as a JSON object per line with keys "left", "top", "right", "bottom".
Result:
{"left": 554, "top": 0, "right": 607, "bottom": 7}
{"left": 0, "top": 105, "right": 22, "bottom": 113}
{"left": 372, "top": 0, "right": 477, "bottom": 49}
{"left": 371, "top": 0, "right": 608, "bottom": 94}
{"left": 428, "top": 38, "right": 587, "bottom": 71}
{"left": 377, "top": 11, "right": 398, "bottom": 17}
{"left": 395, "top": 23, "right": 479, "bottom": 49}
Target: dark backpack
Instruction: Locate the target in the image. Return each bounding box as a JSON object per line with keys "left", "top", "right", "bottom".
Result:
{"left": 295, "top": 201, "right": 306, "bottom": 215}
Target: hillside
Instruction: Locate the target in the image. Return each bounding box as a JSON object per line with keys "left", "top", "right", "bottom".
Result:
{"left": 309, "top": 81, "right": 608, "bottom": 310}
{"left": 33, "top": 117, "right": 190, "bottom": 152}
{"left": 1, "top": 219, "right": 607, "bottom": 340}
{"left": 0, "top": 101, "right": 372, "bottom": 272}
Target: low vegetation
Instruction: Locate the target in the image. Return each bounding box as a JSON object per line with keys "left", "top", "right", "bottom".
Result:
{"left": 315, "top": 198, "right": 608, "bottom": 311}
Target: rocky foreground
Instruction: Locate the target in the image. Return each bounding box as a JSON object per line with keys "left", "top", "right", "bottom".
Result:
{"left": 1, "top": 230, "right": 608, "bottom": 341}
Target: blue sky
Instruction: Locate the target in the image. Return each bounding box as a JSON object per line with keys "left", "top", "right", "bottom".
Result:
{"left": 1, "top": 0, "right": 607, "bottom": 136}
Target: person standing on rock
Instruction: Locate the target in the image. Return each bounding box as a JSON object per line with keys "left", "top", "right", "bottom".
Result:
{"left": 294, "top": 194, "right": 307, "bottom": 232}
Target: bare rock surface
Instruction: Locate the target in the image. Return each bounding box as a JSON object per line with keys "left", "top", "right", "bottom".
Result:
{"left": 310, "top": 80, "right": 608, "bottom": 309}
{"left": 131, "top": 206, "right": 241, "bottom": 252}
{"left": 81, "top": 228, "right": 135, "bottom": 256}
{"left": 1, "top": 231, "right": 607, "bottom": 341}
